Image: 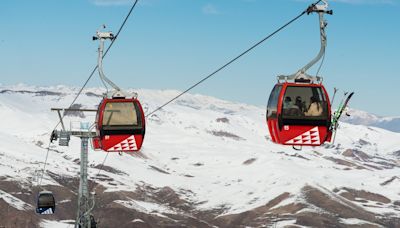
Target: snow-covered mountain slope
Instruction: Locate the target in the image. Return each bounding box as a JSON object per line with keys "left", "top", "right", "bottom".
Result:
{"left": 342, "top": 108, "right": 400, "bottom": 133}
{"left": 0, "top": 85, "right": 400, "bottom": 227}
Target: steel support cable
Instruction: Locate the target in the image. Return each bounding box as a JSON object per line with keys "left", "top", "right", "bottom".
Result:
{"left": 37, "top": 0, "right": 140, "bottom": 188}
{"left": 90, "top": 152, "right": 110, "bottom": 193}
{"left": 38, "top": 141, "right": 52, "bottom": 186}
{"left": 145, "top": 0, "right": 322, "bottom": 118}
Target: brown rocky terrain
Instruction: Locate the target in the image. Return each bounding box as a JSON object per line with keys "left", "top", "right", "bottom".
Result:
{"left": 1, "top": 176, "right": 399, "bottom": 228}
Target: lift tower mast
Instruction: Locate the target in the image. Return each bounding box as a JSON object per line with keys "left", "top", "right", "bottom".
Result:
{"left": 51, "top": 108, "right": 97, "bottom": 228}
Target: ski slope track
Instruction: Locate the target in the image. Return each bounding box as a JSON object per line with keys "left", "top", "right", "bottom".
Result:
{"left": 0, "top": 85, "right": 399, "bottom": 227}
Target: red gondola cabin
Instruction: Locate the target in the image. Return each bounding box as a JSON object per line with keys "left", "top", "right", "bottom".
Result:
{"left": 93, "top": 98, "right": 145, "bottom": 152}
{"left": 267, "top": 82, "right": 332, "bottom": 146}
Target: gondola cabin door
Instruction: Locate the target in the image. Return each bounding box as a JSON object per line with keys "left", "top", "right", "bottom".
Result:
{"left": 267, "top": 83, "right": 332, "bottom": 146}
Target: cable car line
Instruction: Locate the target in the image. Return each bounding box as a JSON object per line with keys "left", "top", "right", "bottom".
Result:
{"left": 38, "top": 141, "right": 52, "bottom": 186}
{"left": 35, "top": 0, "right": 352, "bottom": 223}
{"left": 145, "top": 0, "right": 323, "bottom": 118}
{"left": 37, "top": 0, "right": 139, "bottom": 194}
{"left": 90, "top": 152, "right": 110, "bottom": 193}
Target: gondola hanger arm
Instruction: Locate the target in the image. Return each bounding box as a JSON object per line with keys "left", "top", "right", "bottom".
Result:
{"left": 94, "top": 28, "right": 117, "bottom": 91}
{"left": 277, "top": 0, "right": 332, "bottom": 83}
{"left": 94, "top": 26, "right": 138, "bottom": 99}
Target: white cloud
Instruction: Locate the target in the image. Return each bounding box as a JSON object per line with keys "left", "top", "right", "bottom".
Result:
{"left": 332, "top": 0, "right": 395, "bottom": 4}
{"left": 202, "top": 3, "right": 220, "bottom": 15}
{"left": 90, "top": 0, "right": 132, "bottom": 6}
{"left": 294, "top": 0, "right": 395, "bottom": 5}
{"left": 90, "top": 0, "right": 157, "bottom": 6}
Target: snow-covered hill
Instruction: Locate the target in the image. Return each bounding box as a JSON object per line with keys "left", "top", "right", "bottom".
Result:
{"left": 0, "top": 85, "right": 399, "bottom": 227}
{"left": 342, "top": 108, "right": 400, "bottom": 133}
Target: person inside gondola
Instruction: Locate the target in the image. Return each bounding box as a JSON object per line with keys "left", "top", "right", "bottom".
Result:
{"left": 304, "top": 96, "right": 323, "bottom": 116}
{"left": 283, "top": 96, "right": 301, "bottom": 116}
{"left": 295, "top": 96, "right": 306, "bottom": 113}
{"left": 283, "top": 96, "right": 293, "bottom": 109}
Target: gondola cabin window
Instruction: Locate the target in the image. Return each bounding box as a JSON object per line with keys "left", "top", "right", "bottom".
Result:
{"left": 103, "top": 102, "right": 138, "bottom": 127}
{"left": 267, "top": 85, "right": 282, "bottom": 119}
{"left": 38, "top": 194, "right": 54, "bottom": 207}
{"left": 282, "top": 86, "right": 328, "bottom": 120}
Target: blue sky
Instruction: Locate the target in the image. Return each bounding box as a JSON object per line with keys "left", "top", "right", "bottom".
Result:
{"left": 0, "top": 0, "right": 399, "bottom": 116}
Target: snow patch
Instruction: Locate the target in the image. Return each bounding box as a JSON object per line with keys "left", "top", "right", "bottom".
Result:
{"left": 0, "top": 85, "right": 400, "bottom": 219}
{"left": 115, "top": 199, "right": 176, "bottom": 215}
{"left": 0, "top": 189, "right": 33, "bottom": 211}
{"left": 339, "top": 218, "right": 384, "bottom": 227}
{"left": 40, "top": 220, "right": 74, "bottom": 228}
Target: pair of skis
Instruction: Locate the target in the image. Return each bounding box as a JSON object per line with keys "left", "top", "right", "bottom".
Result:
{"left": 330, "top": 89, "right": 354, "bottom": 144}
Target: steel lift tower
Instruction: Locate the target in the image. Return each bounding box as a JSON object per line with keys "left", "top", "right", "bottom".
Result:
{"left": 50, "top": 28, "right": 116, "bottom": 227}
{"left": 51, "top": 109, "right": 97, "bottom": 228}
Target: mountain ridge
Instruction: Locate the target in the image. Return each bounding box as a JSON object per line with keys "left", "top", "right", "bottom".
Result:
{"left": 0, "top": 85, "right": 399, "bottom": 227}
{"left": 342, "top": 108, "right": 400, "bottom": 133}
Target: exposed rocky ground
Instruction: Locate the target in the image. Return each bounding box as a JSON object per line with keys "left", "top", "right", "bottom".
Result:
{"left": 1, "top": 172, "right": 400, "bottom": 227}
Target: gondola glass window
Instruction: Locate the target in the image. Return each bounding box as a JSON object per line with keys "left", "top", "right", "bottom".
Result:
{"left": 36, "top": 191, "right": 55, "bottom": 214}
{"left": 282, "top": 86, "right": 327, "bottom": 119}
{"left": 38, "top": 194, "right": 53, "bottom": 206}
{"left": 103, "top": 102, "right": 138, "bottom": 126}
{"left": 267, "top": 85, "right": 282, "bottom": 119}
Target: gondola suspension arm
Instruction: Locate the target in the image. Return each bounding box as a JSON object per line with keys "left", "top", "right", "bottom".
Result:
{"left": 93, "top": 27, "right": 124, "bottom": 97}
{"left": 278, "top": 0, "right": 332, "bottom": 83}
